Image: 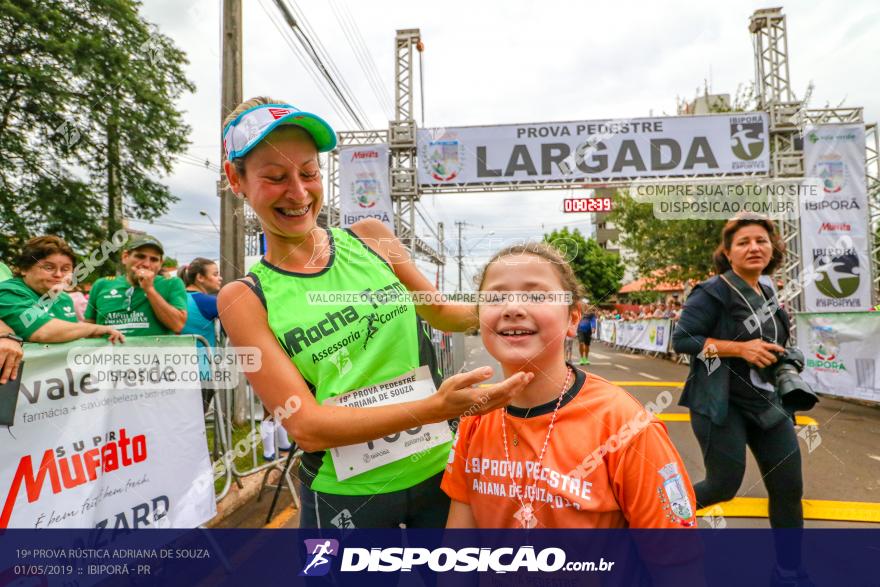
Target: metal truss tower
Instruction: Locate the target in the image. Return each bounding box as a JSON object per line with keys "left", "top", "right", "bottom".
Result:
{"left": 749, "top": 7, "right": 879, "bottom": 312}
{"left": 390, "top": 29, "right": 421, "bottom": 252}
{"left": 750, "top": 8, "right": 805, "bottom": 313}
{"left": 325, "top": 29, "right": 443, "bottom": 266}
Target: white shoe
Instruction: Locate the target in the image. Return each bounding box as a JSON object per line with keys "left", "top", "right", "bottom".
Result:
{"left": 276, "top": 420, "right": 292, "bottom": 452}
{"left": 260, "top": 418, "right": 276, "bottom": 460}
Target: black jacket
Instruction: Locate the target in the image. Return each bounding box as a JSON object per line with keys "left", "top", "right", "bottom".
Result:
{"left": 672, "top": 275, "right": 790, "bottom": 425}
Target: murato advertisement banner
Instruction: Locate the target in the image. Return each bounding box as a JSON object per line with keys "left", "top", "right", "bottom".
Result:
{"left": 799, "top": 124, "right": 872, "bottom": 311}
{"left": 0, "top": 337, "right": 216, "bottom": 529}
{"left": 610, "top": 319, "right": 671, "bottom": 353}
{"left": 338, "top": 144, "right": 394, "bottom": 231}
{"left": 796, "top": 312, "right": 880, "bottom": 404}
{"left": 417, "top": 113, "right": 769, "bottom": 186}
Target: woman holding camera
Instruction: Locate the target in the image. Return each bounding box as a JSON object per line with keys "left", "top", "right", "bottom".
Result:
{"left": 673, "top": 216, "right": 810, "bottom": 581}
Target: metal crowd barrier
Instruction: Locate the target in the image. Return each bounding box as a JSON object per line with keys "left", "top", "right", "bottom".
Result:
{"left": 430, "top": 328, "right": 456, "bottom": 379}
{"left": 205, "top": 330, "right": 276, "bottom": 502}
{"left": 596, "top": 318, "right": 686, "bottom": 362}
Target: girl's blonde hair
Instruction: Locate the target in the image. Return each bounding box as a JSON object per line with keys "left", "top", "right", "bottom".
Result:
{"left": 476, "top": 242, "right": 585, "bottom": 310}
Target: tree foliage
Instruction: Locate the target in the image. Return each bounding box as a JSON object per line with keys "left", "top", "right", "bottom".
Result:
{"left": 608, "top": 82, "right": 758, "bottom": 286}
{"left": 608, "top": 192, "right": 725, "bottom": 285}
{"left": 543, "top": 228, "right": 624, "bottom": 304}
{"left": 0, "top": 0, "right": 194, "bottom": 268}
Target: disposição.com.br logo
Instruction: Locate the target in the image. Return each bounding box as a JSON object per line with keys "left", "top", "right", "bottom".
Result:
{"left": 299, "top": 539, "right": 614, "bottom": 575}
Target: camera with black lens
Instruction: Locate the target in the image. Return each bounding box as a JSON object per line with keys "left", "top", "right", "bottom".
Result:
{"left": 755, "top": 342, "right": 819, "bottom": 413}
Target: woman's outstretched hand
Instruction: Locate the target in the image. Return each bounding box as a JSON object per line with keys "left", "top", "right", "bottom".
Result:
{"left": 432, "top": 367, "right": 533, "bottom": 420}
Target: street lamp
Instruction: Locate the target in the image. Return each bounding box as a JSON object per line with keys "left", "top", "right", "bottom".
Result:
{"left": 199, "top": 210, "right": 219, "bottom": 234}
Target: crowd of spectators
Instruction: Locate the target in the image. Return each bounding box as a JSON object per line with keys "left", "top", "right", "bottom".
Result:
{"left": 597, "top": 301, "right": 683, "bottom": 322}
{"left": 0, "top": 233, "right": 220, "bottom": 385}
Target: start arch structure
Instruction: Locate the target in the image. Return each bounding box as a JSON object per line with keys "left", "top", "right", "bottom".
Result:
{"left": 313, "top": 8, "right": 879, "bottom": 316}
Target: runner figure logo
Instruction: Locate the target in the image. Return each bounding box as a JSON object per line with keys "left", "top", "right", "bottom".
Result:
{"left": 328, "top": 346, "right": 353, "bottom": 376}
{"left": 697, "top": 344, "right": 722, "bottom": 375}
{"left": 812, "top": 251, "right": 860, "bottom": 298}
{"left": 424, "top": 139, "right": 463, "bottom": 181}
{"left": 729, "top": 121, "right": 765, "bottom": 160}
{"left": 300, "top": 539, "right": 339, "bottom": 577}
{"left": 331, "top": 509, "right": 356, "bottom": 529}
{"left": 658, "top": 462, "right": 695, "bottom": 527}
{"left": 798, "top": 424, "right": 823, "bottom": 453}
{"left": 359, "top": 313, "right": 380, "bottom": 350}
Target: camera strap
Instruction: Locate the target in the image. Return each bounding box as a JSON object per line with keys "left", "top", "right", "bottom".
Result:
{"left": 721, "top": 271, "right": 780, "bottom": 392}
{"left": 719, "top": 270, "right": 779, "bottom": 345}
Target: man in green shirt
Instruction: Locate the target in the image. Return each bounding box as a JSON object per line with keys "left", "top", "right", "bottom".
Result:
{"left": 0, "top": 261, "right": 22, "bottom": 383}
{"left": 0, "top": 262, "right": 12, "bottom": 282}
{"left": 85, "top": 235, "right": 188, "bottom": 336}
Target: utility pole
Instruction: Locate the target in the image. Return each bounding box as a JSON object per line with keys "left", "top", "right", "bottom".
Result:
{"left": 437, "top": 221, "right": 444, "bottom": 291}
{"left": 220, "top": 0, "right": 247, "bottom": 427}
{"left": 220, "top": 0, "right": 244, "bottom": 286}
{"left": 455, "top": 221, "right": 465, "bottom": 292}
{"left": 106, "top": 98, "right": 122, "bottom": 272}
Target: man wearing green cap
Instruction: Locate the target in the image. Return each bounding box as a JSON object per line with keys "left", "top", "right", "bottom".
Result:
{"left": 85, "top": 235, "right": 188, "bottom": 336}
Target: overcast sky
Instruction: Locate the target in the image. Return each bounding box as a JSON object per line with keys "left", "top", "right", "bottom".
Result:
{"left": 136, "top": 0, "right": 879, "bottom": 288}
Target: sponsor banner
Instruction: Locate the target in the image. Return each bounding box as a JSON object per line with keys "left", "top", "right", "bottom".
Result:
{"left": 338, "top": 145, "right": 394, "bottom": 231}
{"left": 597, "top": 319, "right": 616, "bottom": 344}
{"left": 1, "top": 337, "right": 216, "bottom": 529}
{"left": 796, "top": 312, "right": 880, "bottom": 404}
{"left": 800, "top": 124, "right": 872, "bottom": 311}
{"left": 418, "top": 113, "right": 769, "bottom": 186}
{"left": 612, "top": 319, "right": 671, "bottom": 353}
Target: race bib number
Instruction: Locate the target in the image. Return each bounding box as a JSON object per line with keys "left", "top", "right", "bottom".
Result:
{"left": 324, "top": 366, "right": 453, "bottom": 481}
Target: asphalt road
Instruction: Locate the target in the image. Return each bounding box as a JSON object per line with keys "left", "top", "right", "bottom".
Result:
{"left": 460, "top": 334, "right": 880, "bottom": 528}
{"left": 225, "top": 335, "right": 880, "bottom": 529}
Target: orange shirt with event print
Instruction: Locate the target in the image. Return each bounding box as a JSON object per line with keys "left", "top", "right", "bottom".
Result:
{"left": 441, "top": 366, "right": 697, "bottom": 529}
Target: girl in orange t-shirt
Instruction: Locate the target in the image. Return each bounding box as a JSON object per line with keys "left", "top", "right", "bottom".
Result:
{"left": 442, "top": 243, "right": 697, "bottom": 529}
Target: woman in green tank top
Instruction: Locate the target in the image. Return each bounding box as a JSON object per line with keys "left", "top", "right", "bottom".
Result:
{"left": 217, "top": 97, "right": 532, "bottom": 528}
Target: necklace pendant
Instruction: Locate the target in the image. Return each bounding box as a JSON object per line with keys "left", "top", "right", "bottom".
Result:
{"left": 515, "top": 504, "right": 537, "bottom": 529}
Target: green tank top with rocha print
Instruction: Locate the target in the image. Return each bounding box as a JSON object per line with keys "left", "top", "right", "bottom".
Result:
{"left": 248, "top": 227, "right": 451, "bottom": 495}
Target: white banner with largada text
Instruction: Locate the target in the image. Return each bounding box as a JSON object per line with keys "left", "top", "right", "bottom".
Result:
{"left": 418, "top": 112, "right": 769, "bottom": 186}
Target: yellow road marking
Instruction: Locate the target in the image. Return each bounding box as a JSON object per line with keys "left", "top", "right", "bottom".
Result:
{"left": 478, "top": 381, "right": 686, "bottom": 388}
{"left": 697, "top": 497, "right": 880, "bottom": 523}
{"left": 612, "top": 381, "right": 684, "bottom": 387}
{"left": 657, "top": 413, "right": 691, "bottom": 422}
{"left": 656, "top": 413, "right": 818, "bottom": 427}
{"left": 264, "top": 505, "right": 297, "bottom": 529}
{"left": 479, "top": 383, "right": 819, "bottom": 426}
